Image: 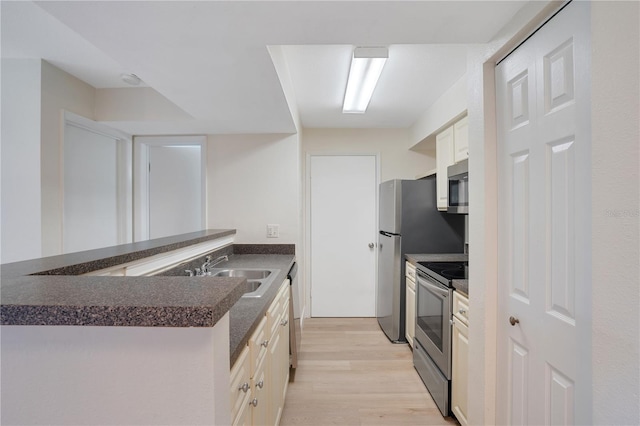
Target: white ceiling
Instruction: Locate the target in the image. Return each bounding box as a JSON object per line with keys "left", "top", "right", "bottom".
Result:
{"left": 1, "top": 1, "right": 529, "bottom": 135}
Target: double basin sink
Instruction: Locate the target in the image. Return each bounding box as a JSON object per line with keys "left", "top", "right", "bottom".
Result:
{"left": 197, "top": 268, "right": 279, "bottom": 298}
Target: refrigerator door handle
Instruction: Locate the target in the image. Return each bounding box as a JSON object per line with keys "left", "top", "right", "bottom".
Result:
{"left": 380, "top": 230, "right": 398, "bottom": 237}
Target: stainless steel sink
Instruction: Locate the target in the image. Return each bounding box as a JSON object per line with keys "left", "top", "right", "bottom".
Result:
{"left": 211, "top": 269, "right": 271, "bottom": 279}
{"left": 206, "top": 268, "right": 280, "bottom": 298}
{"left": 242, "top": 280, "right": 262, "bottom": 293}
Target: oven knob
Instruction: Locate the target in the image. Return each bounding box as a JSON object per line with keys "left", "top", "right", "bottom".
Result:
{"left": 509, "top": 316, "right": 520, "bottom": 326}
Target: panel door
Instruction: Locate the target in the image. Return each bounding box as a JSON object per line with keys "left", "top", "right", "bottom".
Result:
{"left": 310, "top": 155, "right": 377, "bottom": 317}
{"left": 496, "top": 2, "right": 591, "bottom": 425}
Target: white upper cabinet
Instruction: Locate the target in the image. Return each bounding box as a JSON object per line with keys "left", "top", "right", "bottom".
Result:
{"left": 453, "top": 115, "right": 469, "bottom": 163}
{"left": 436, "top": 115, "right": 468, "bottom": 211}
{"left": 436, "top": 126, "right": 455, "bottom": 211}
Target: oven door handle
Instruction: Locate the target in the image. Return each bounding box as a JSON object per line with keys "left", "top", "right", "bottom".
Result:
{"left": 417, "top": 275, "right": 449, "bottom": 299}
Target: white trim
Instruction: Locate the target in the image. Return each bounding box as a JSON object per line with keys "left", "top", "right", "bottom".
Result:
{"left": 133, "top": 135, "right": 207, "bottom": 242}
{"left": 304, "top": 152, "right": 380, "bottom": 318}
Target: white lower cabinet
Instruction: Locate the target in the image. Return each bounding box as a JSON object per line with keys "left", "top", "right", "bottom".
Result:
{"left": 405, "top": 261, "right": 416, "bottom": 347}
{"left": 251, "top": 356, "right": 268, "bottom": 425}
{"left": 231, "top": 279, "right": 290, "bottom": 426}
{"left": 230, "top": 342, "right": 252, "bottom": 426}
{"left": 451, "top": 291, "right": 469, "bottom": 426}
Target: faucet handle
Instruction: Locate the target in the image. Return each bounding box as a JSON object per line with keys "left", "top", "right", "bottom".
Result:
{"left": 205, "top": 255, "right": 212, "bottom": 262}
{"left": 185, "top": 269, "right": 194, "bottom": 277}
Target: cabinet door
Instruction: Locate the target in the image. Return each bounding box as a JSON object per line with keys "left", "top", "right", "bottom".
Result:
{"left": 436, "top": 126, "right": 454, "bottom": 211}
{"left": 405, "top": 279, "right": 416, "bottom": 346}
{"left": 267, "top": 325, "right": 282, "bottom": 426}
{"left": 275, "top": 307, "right": 290, "bottom": 425}
{"left": 453, "top": 116, "right": 469, "bottom": 163}
{"left": 250, "top": 357, "right": 268, "bottom": 426}
{"left": 452, "top": 316, "right": 469, "bottom": 426}
{"left": 230, "top": 345, "right": 252, "bottom": 426}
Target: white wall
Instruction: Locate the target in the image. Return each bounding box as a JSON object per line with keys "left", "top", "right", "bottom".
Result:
{"left": 302, "top": 128, "right": 434, "bottom": 182}
{"left": 95, "top": 87, "right": 192, "bottom": 122}
{"left": 207, "top": 133, "right": 300, "bottom": 245}
{"left": 590, "top": 2, "right": 639, "bottom": 424}
{"left": 40, "top": 60, "right": 96, "bottom": 257}
{"left": 0, "top": 59, "right": 42, "bottom": 263}
{"left": 1, "top": 314, "right": 231, "bottom": 425}
{"left": 409, "top": 74, "right": 468, "bottom": 149}
{"left": 466, "top": 1, "right": 640, "bottom": 425}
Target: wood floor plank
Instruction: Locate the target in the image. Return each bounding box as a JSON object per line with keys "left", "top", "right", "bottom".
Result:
{"left": 280, "top": 318, "right": 458, "bottom": 426}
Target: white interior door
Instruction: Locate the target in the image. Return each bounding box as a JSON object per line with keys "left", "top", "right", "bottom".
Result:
{"left": 310, "top": 155, "right": 377, "bottom": 317}
{"left": 134, "top": 136, "right": 206, "bottom": 241}
{"left": 496, "top": 2, "right": 591, "bottom": 425}
{"left": 149, "top": 145, "right": 202, "bottom": 239}
{"left": 63, "top": 121, "right": 131, "bottom": 253}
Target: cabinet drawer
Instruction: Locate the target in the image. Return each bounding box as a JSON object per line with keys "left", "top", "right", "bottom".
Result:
{"left": 453, "top": 290, "right": 469, "bottom": 325}
{"left": 405, "top": 262, "right": 416, "bottom": 281}
{"left": 249, "top": 316, "right": 268, "bottom": 374}
{"left": 230, "top": 344, "right": 251, "bottom": 423}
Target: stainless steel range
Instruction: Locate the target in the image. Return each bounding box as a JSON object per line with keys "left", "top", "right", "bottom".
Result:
{"left": 413, "top": 261, "right": 467, "bottom": 416}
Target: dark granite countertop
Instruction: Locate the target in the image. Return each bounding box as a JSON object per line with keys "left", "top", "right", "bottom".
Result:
{"left": 221, "top": 254, "right": 295, "bottom": 366}
{"left": 1, "top": 229, "right": 236, "bottom": 279}
{"left": 405, "top": 253, "right": 468, "bottom": 264}
{"left": 452, "top": 279, "right": 469, "bottom": 295}
{"left": 0, "top": 230, "right": 243, "bottom": 328}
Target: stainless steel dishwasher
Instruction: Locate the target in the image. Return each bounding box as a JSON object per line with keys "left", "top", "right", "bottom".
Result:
{"left": 287, "top": 262, "right": 301, "bottom": 372}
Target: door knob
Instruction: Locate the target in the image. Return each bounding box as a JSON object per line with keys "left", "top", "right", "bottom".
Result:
{"left": 509, "top": 316, "right": 520, "bottom": 326}
{"left": 368, "top": 243, "right": 375, "bottom": 249}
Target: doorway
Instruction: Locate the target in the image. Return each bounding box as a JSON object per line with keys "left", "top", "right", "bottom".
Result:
{"left": 134, "top": 136, "right": 206, "bottom": 241}
{"left": 308, "top": 155, "right": 378, "bottom": 317}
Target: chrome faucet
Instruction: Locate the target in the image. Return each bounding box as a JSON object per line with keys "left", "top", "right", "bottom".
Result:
{"left": 185, "top": 255, "right": 229, "bottom": 276}
{"left": 202, "top": 255, "right": 228, "bottom": 273}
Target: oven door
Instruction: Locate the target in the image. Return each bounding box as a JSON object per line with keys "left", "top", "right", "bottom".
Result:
{"left": 415, "top": 271, "right": 452, "bottom": 378}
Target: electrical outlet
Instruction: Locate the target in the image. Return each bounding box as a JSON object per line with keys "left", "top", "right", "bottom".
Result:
{"left": 267, "top": 224, "right": 280, "bottom": 238}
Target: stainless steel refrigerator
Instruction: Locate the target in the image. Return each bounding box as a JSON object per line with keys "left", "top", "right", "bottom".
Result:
{"left": 377, "top": 177, "right": 465, "bottom": 342}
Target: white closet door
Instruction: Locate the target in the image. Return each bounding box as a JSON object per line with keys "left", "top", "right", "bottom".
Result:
{"left": 310, "top": 155, "right": 377, "bottom": 317}
{"left": 63, "top": 124, "right": 119, "bottom": 253}
{"left": 496, "top": 2, "right": 591, "bottom": 425}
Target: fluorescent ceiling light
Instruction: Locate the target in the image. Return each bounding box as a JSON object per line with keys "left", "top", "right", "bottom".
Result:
{"left": 342, "top": 47, "right": 388, "bottom": 114}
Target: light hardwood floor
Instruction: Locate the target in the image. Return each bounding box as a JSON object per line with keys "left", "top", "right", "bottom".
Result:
{"left": 280, "top": 318, "right": 458, "bottom": 426}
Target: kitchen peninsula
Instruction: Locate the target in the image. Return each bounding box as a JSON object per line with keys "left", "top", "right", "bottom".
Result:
{"left": 0, "top": 230, "right": 295, "bottom": 425}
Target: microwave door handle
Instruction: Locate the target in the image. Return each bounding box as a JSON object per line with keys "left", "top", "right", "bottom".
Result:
{"left": 417, "top": 276, "right": 448, "bottom": 299}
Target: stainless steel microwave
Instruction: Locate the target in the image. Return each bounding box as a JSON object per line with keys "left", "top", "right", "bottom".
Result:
{"left": 447, "top": 159, "right": 468, "bottom": 214}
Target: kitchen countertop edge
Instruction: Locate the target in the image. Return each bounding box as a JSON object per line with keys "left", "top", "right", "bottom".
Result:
{"left": 0, "top": 230, "right": 245, "bottom": 328}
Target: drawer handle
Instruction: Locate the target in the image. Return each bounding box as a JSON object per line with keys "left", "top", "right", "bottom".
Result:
{"left": 256, "top": 380, "right": 264, "bottom": 389}
{"left": 261, "top": 340, "right": 269, "bottom": 348}
{"left": 458, "top": 309, "right": 467, "bottom": 315}
{"left": 280, "top": 319, "right": 288, "bottom": 326}
{"left": 238, "top": 382, "right": 250, "bottom": 393}
{"left": 249, "top": 398, "right": 258, "bottom": 407}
